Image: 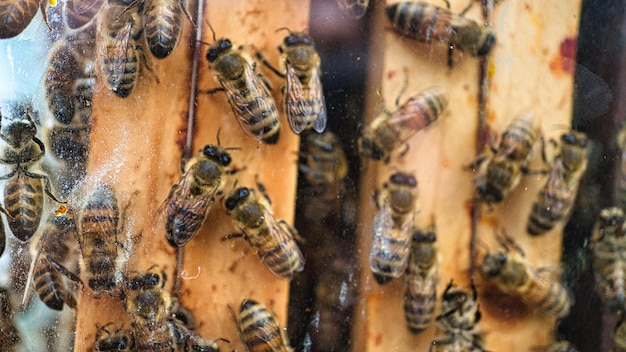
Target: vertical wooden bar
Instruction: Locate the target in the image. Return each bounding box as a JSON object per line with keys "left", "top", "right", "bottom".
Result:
{"left": 354, "top": 0, "right": 582, "bottom": 351}
{"left": 73, "top": 0, "right": 308, "bottom": 350}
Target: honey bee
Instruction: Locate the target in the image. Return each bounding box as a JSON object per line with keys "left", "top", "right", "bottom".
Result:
{"left": 298, "top": 131, "right": 348, "bottom": 221}
{"left": 77, "top": 183, "right": 122, "bottom": 293}
{"left": 28, "top": 213, "right": 81, "bottom": 311}
{"left": 431, "top": 280, "right": 486, "bottom": 352}
{"left": 124, "top": 269, "right": 175, "bottom": 351}
{"left": 369, "top": 171, "right": 418, "bottom": 284}
{"left": 591, "top": 207, "right": 626, "bottom": 311}
{"left": 471, "top": 111, "right": 540, "bottom": 204}
{"left": 237, "top": 299, "right": 293, "bottom": 352}
{"left": 527, "top": 131, "right": 588, "bottom": 235}
{"left": 0, "top": 107, "right": 63, "bottom": 242}
{"left": 63, "top": 0, "right": 104, "bottom": 29}
{"left": 158, "top": 143, "right": 239, "bottom": 247}
{"left": 223, "top": 184, "right": 304, "bottom": 280}
{"left": 386, "top": 1, "right": 496, "bottom": 68}
{"left": 205, "top": 28, "right": 280, "bottom": 144}
{"left": 143, "top": 0, "right": 191, "bottom": 59}
{"left": 0, "top": 0, "right": 48, "bottom": 39}
{"left": 94, "top": 323, "right": 135, "bottom": 351}
{"left": 336, "top": 0, "right": 369, "bottom": 19}
{"left": 478, "top": 235, "right": 571, "bottom": 318}
{"left": 98, "top": 0, "right": 144, "bottom": 98}
{"left": 44, "top": 29, "right": 95, "bottom": 196}
{"left": 359, "top": 87, "right": 448, "bottom": 162}
{"left": 259, "top": 29, "right": 326, "bottom": 134}
{"left": 404, "top": 222, "right": 439, "bottom": 333}
{"left": 168, "top": 297, "right": 225, "bottom": 351}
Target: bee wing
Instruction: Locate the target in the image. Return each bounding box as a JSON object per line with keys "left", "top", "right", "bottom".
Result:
{"left": 69, "top": 0, "right": 102, "bottom": 14}
{"left": 285, "top": 64, "right": 312, "bottom": 134}
{"left": 102, "top": 22, "right": 133, "bottom": 91}
{"left": 221, "top": 63, "right": 276, "bottom": 141}
{"left": 308, "top": 65, "right": 327, "bottom": 133}
{"left": 369, "top": 201, "right": 394, "bottom": 264}
{"left": 337, "top": 0, "right": 369, "bottom": 19}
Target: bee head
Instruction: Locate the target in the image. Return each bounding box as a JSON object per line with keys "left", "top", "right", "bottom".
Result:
{"left": 240, "top": 298, "right": 259, "bottom": 312}
{"left": 284, "top": 31, "right": 313, "bottom": 47}
{"left": 0, "top": 113, "right": 36, "bottom": 148}
{"left": 359, "top": 137, "right": 385, "bottom": 161}
{"left": 561, "top": 131, "right": 587, "bottom": 148}
{"left": 480, "top": 252, "right": 507, "bottom": 279}
{"left": 126, "top": 271, "right": 161, "bottom": 291}
{"left": 225, "top": 187, "right": 250, "bottom": 211}
{"left": 389, "top": 172, "right": 417, "bottom": 188}
{"left": 206, "top": 39, "right": 232, "bottom": 62}
{"left": 412, "top": 228, "right": 436, "bottom": 243}
{"left": 476, "top": 183, "right": 503, "bottom": 203}
{"left": 203, "top": 144, "right": 232, "bottom": 166}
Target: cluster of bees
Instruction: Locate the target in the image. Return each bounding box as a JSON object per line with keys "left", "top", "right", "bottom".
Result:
{"left": 0, "top": 0, "right": 604, "bottom": 350}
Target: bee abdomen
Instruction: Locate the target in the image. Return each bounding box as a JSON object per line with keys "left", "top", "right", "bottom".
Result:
{"left": 260, "top": 239, "right": 304, "bottom": 279}
{"left": 34, "top": 258, "right": 66, "bottom": 311}
{"left": 103, "top": 46, "right": 139, "bottom": 98}
{"left": 596, "top": 261, "right": 626, "bottom": 310}
{"left": 526, "top": 280, "right": 571, "bottom": 318}
{"left": 527, "top": 193, "right": 570, "bottom": 236}
{"left": 0, "top": 0, "right": 39, "bottom": 39}
{"left": 370, "top": 235, "right": 411, "bottom": 284}
{"left": 386, "top": 2, "right": 446, "bottom": 44}
{"left": 144, "top": 0, "right": 182, "bottom": 59}
{"left": 4, "top": 174, "right": 43, "bottom": 241}
{"left": 403, "top": 279, "right": 437, "bottom": 332}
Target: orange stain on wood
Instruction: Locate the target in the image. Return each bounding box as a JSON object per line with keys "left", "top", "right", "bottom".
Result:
{"left": 549, "top": 36, "right": 577, "bottom": 75}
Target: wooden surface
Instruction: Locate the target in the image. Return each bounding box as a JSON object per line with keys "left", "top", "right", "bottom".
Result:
{"left": 355, "top": 0, "right": 582, "bottom": 351}
{"left": 73, "top": 0, "right": 308, "bottom": 350}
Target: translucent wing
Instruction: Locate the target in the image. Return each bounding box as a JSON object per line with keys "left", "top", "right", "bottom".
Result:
{"left": 337, "top": 0, "right": 369, "bottom": 19}
{"left": 369, "top": 200, "right": 394, "bottom": 270}
{"left": 284, "top": 64, "right": 312, "bottom": 134}
{"left": 221, "top": 62, "right": 277, "bottom": 141}
{"left": 308, "top": 66, "right": 327, "bottom": 133}
{"left": 155, "top": 169, "right": 219, "bottom": 246}
{"left": 70, "top": 0, "right": 102, "bottom": 14}
{"left": 102, "top": 22, "right": 133, "bottom": 91}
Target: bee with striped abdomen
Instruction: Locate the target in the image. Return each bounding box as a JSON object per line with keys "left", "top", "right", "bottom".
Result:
{"left": 404, "top": 222, "right": 439, "bottom": 333}
{"left": 591, "top": 207, "right": 626, "bottom": 311}
{"left": 94, "top": 323, "right": 135, "bottom": 351}
{"left": 370, "top": 171, "right": 418, "bottom": 284}
{"left": 479, "top": 234, "right": 571, "bottom": 318}
{"left": 44, "top": 28, "right": 95, "bottom": 196}
{"left": 223, "top": 183, "right": 304, "bottom": 280}
{"left": 386, "top": 1, "right": 496, "bottom": 68}
{"left": 527, "top": 131, "right": 588, "bottom": 235}
{"left": 158, "top": 142, "right": 239, "bottom": 247}
{"left": 143, "top": 0, "right": 191, "bottom": 59}
{"left": 237, "top": 299, "right": 293, "bottom": 352}
{"left": 124, "top": 269, "right": 175, "bottom": 351}
{"left": 431, "top": 280, "right": 486, "bottom": 352}
{"left": 470, "top": 111, "right": 540, "bottom": 204}
{"left": 258, "top": 29, "right": 326, "bottom": 134}
{"left": 0, "top": 106, "right": 63, "bottom": 242}
{"left": 97, "top": 0, "right": 144, "bottom": 98}
{"left": 205, "top": 26, "right": 280, "bottom": 144}
{"left": 77, "top": 183, "right": 122, "bottom": 293}
{"left": 0, "top": 0, "right": 49, "bottom": 39}
{"left": 359, "top": 86, "right": 447, "bottom": 162}
{"left": 27, "top": 213, "right": 81, "bottom": 311}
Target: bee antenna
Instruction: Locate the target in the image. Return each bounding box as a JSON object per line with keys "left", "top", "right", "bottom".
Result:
{"left": 224, "top": 147, "right": 241, "bottom": 152}
{"left": 275, "top": 27, "right": 293, "bottom": 34}
{"left": 216, "top": 128, "right": 222, "bottom": 146}
{"left": 197, "top": 40, "right": 212, "bottom": 47}
{"left": 395, "top": 67, "right": 410, "bottom": 107}
{"left": 205, "top": 20, "right": 217, "bottom": 42}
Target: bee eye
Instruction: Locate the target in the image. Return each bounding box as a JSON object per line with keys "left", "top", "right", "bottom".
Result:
{"left": 206, "top": 48, "right": 219, "bottom": 62}
{"left": 203, "top": 146, "right": 217, "bottom": 157}
{"left": 220, "top": 39, "right": 232, "bottom": 50}
{"left": 561, "top": 133, "right": 576, "bottom": 144}
{"left": 220, "top": 154, "right": 232, "bottom": 166}
{"left": 284, "top": 34, "right": 299, "bottom": 46}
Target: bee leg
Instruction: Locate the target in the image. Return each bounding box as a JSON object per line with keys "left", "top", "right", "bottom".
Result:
{"left": 459, "top": 0, "right": 475, "bottom": 17}
{"left": 178, "top": 0, "right": 196, "bottom": 27}
{"left": 255, "top": 52, "right": 285, "bottom": 78}
{"left": 255, "top": 177, "right": 272, "bottom": 206}
{"left": 22, "top": 170, "right": 65, "bottom": 204}
{"left": 447, "top": 44, "right": 455, "bottom": 70}
{"left": 221, "top": 233, "right": 244, "bottom": 241}
{"left": 464, "top": 154, "right": 489, "bottom": 171}
{"left": 398, "top": 143, "right": 411, "bottom": 159}
{"left": 394, "top": 67, "right": 410, "bottom": 108}
{"left": 0, "top": 167, "right": 18, "bottom": 180}
{"left": 200, "top": 87, "right": 226, "bottom": 95}
{"left": 430, "top": 335, "right": 457, "bottom": 351}
{"left": 137, "top": 45, "right": 160, "bottom": 84}
{"left": 40, "top": 0, "right": 52, "bottom": 31}
{"left": 47, "top": 257, "right": 83, "bottom": 287}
